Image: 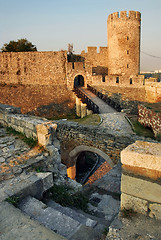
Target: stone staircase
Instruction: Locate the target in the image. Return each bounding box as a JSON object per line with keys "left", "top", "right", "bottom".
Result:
{"left": 0, "top": 201, "right": 66, "bottom": 240}
{"left": 18, "top": 196, "right": 104, "bottom": 240}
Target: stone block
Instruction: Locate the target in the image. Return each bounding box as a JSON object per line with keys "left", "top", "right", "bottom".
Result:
{"left": 121, "top": 193, "right": 148, "bottom": 215}
{"left": 121, "top": 174, "right": 161, "bottom": 204}
{"left": 36, "top": 172, "right": 53, "bottom": 192}
{"left": 149, "top": 203, "right": 161, "bottom": 220}
{"left": 121, "top": 141, "right": 161, "bottom": 179}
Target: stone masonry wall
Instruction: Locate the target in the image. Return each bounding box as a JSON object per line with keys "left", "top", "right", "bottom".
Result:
{"left": 121, "top": 141, "right": 161, "bottom": 220}
{"left": 0, "top": 84, "right": 75, "bottom": 118}
{"left": 0, "top": 51, "right": 67, "bottom": 85}
{"left": 56, "top": 120, "right": 134, "bottom": 168}
{"left": 0, "top": 51, "right": 76, "bottom": 117}
{"left": 89, "top": 85, "right": 146, "bottom": 114}
{"left": 138, "top": 104, "right": 161, "bottom": 137}
{"left": 107, "top": 11, "right": 141, "bottom": 77}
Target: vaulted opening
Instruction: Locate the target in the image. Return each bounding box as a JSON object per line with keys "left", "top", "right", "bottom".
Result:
{"left": 74, "top": 75, "right": 84, "bottom": 88}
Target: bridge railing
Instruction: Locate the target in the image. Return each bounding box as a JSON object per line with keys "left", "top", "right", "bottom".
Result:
{"left": 87, "top": 84, "right": 121, "bottom": 112}
{"left": 74, "top": 87, "right": 99, "bottom": 113}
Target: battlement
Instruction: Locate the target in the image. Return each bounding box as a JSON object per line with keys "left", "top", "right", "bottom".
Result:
{"left": 108, "top": 11, "right": 141, "bottom": 22}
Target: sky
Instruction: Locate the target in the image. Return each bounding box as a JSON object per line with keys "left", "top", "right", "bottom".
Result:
{"left": 0, "top": 0, "right": 161, "bottom": 71}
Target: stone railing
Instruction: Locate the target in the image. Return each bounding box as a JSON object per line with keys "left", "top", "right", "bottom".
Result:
{"left": 87, "top": 84, "right": 121, "bottom": 112}
{"left": 74, "top": 87, "right": 99, "bottom": 113}
{"left": 121, "top": 140, "right": 161, "bottom": 220}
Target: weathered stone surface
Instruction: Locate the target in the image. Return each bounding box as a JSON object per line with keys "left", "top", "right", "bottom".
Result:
{"left": 121, "top": 141, "right": 161, "bottom": 171}
{"left": 120, "top": 193, "right": 148, "bottom": 214}
{"left": 121, "top": 174, "right": 161, "bottom": 204}
{"left": 149, "top": 203, "right": 161, "bottom": 220}
{"left": 0, "top": 201, "right": 66, "bottom": 240}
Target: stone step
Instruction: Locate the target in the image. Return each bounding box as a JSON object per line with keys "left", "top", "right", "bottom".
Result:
{"left": 18, "top": 196, "right": 101, "bottom": 240}
{"left": 0, "top": 171, "right": 53, "bottom": 203}
{"left": 47, "top": 199, "right": 97, "bottom": 228}
{"left": 18, "top": 196, "right": 82, "bottom": 239}
{"left": 0, "top": 201, "right": 66, "bottom": 240}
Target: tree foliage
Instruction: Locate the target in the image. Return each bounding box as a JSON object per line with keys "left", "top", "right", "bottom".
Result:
{"left": 1, "top": 38, "right": 37, "bottom": 52}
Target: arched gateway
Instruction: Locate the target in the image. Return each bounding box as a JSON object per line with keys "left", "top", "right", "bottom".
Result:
{"left": 74, "top": 75, "right": 84, "bottom": 88}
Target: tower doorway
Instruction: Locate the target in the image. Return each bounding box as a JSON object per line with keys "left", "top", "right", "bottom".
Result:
{"left": 74, "top": 75, "right": 84, "bottom": 88}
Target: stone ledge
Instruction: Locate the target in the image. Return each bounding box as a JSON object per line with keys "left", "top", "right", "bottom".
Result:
{"left": 121, "top": 174, "right": 161, "bottom": 204}
{"left": 121, "top": 141, "right": 161, "bottom": 179}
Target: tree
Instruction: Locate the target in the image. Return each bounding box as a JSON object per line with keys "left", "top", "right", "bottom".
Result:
{"left": 1, "top": 38, "right": 37, "bottom": 52}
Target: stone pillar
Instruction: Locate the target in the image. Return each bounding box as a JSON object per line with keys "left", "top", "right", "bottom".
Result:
{"left": 67, "top": 165, "right": 76, "bottom": 180}
{"left": 87, "top": 109, "right": 93, "bottom": 115}
{"left": 121, "top": 141, "right": 161, "bottom": 219}
{"left": 76, "top": 97, "right": 81, "bottom": 117}
{"left": 81, "top": 102, "right": 87, "bottom": 118}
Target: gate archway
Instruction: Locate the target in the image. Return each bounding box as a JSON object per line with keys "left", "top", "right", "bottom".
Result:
{"left": 74, "top": 75, "right": 84, "bottom": 88}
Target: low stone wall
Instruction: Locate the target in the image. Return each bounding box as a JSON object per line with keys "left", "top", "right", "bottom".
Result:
{"left": 121, "top": 141, "right": 161, "bottom": 220}
{"left": 88, "top": 85, "right": 145, "bottom": 114}
{"left": 138, "top": 104, "right": 161, "bottom": 137}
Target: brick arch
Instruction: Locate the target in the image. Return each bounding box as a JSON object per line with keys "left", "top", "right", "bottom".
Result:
{"left": 67, "top": 145, "right": 114, "bottom": 180}
{"left": 69, "top": 145, "right": 114, "bottom": 167}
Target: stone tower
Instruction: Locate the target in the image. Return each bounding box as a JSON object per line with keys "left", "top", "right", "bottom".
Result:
{"left": 107, "top": 11, "right": 141, "bottom": 77}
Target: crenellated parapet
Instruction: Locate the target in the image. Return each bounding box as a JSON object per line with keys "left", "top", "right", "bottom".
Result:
{"left": 108, "top": 10, "right": 141, "bottom": 22}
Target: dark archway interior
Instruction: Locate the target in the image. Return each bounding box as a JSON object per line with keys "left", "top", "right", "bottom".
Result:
{"left": 76, "top": 151, "right": 103, "bottom": 184}
{"left": 74, "top": 75, "right": 84, "bottom": 88}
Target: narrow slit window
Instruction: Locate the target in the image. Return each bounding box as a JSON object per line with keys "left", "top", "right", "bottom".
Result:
{"left": 116, "top": 77, "right": 119, "bottom": 84}
{"left": 127, "top": 64, "right": 129, "bottom": 68}
{"left": 102, "top": 76, "right": 105, "bottom": 82}
{"left": 130, "top": 78, "right": 133, "bottom": 84}
{"left": 72, "top": 62, "right": 74, "bottom": 69}
{"left": 127, "top": 50, "right": 129, "bottom": 55}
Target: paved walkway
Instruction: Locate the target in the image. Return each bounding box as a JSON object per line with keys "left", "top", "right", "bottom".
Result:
{"left": 80, "top": 87, "right": 116, "bottom": 114}
{"left": 80, "top": 88, "right": 133, "bottom": 135}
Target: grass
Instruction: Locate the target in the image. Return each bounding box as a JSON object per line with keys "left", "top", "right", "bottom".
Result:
{"left": 129, "top": 116, "right": 155, "bottom": 139}
{"left": 69, "top": 114, "right": 101, "bottom": 126}
{"left": 6, "top": 126, "right": 37, "bottom": 148}
{"left": 50, "top": 184, "right": 89, "bottom": 212}
{"left": 6, "top": 196, "right": 20, "bottom": 207}
{"left": 144, "top": 102, "right": 161, "bottom": 116}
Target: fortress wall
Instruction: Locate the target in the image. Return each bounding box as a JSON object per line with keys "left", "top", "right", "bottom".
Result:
{"left": 0, "top": 51, "right": 76, "bottom": 117}
{"left": 81, "top": 46, "right": 108, "bottom": 69}
{"left": 0, "top": 51, "right": 67, "bottom": 85}
{"left": 0, "top": 84, "right": 75, "bottom": 118}
{"left": 91, "top": 85, "right": 146, "bottom": 102}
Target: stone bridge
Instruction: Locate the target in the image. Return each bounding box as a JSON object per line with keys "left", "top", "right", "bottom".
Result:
{"left": 56, "top": 120, "right": 135, "bottom": 179}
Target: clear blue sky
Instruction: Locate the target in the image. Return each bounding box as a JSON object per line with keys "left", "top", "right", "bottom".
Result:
{"left": 0, "top": 0, "right": 161, "bottom": 71}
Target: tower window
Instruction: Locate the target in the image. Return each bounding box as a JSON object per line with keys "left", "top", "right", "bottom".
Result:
{"left": 102, "top": 76, "right": 105, "bottom": 82}
{"left": 116, "top": 77, "right": 119, "bottom": 83}
{"left": 127, "top": 64, "right": 129, "bottom": 68}
{"left": 130, "top": 78, "right": 133, "bottom": 84}
{"left": 127, "top": 50, "right": 129, "bottom": 55}
{"left": 72, "top": 62, "right": 74, "bottom": 69}
{"left": 127, "top": 36, "right": 129, "bottom": 40}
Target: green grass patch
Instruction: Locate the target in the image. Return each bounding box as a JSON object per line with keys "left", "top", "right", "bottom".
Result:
{"left": 69, "top": 114, "right": 101, "bottom": 126}
{"left": 50, "top": 184, "right": 89, "bottom": 212}
{"left": 129, "top": 117, "right": 155, "bottom": 139}
{"left": 144, "top": 102, "right": 161, "bottom": 116}
{"left": 6, "top": 196, "right": 20, "bottom": 207}
{"left": 6, "top": 126, "right": 37, "bottom": 148}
